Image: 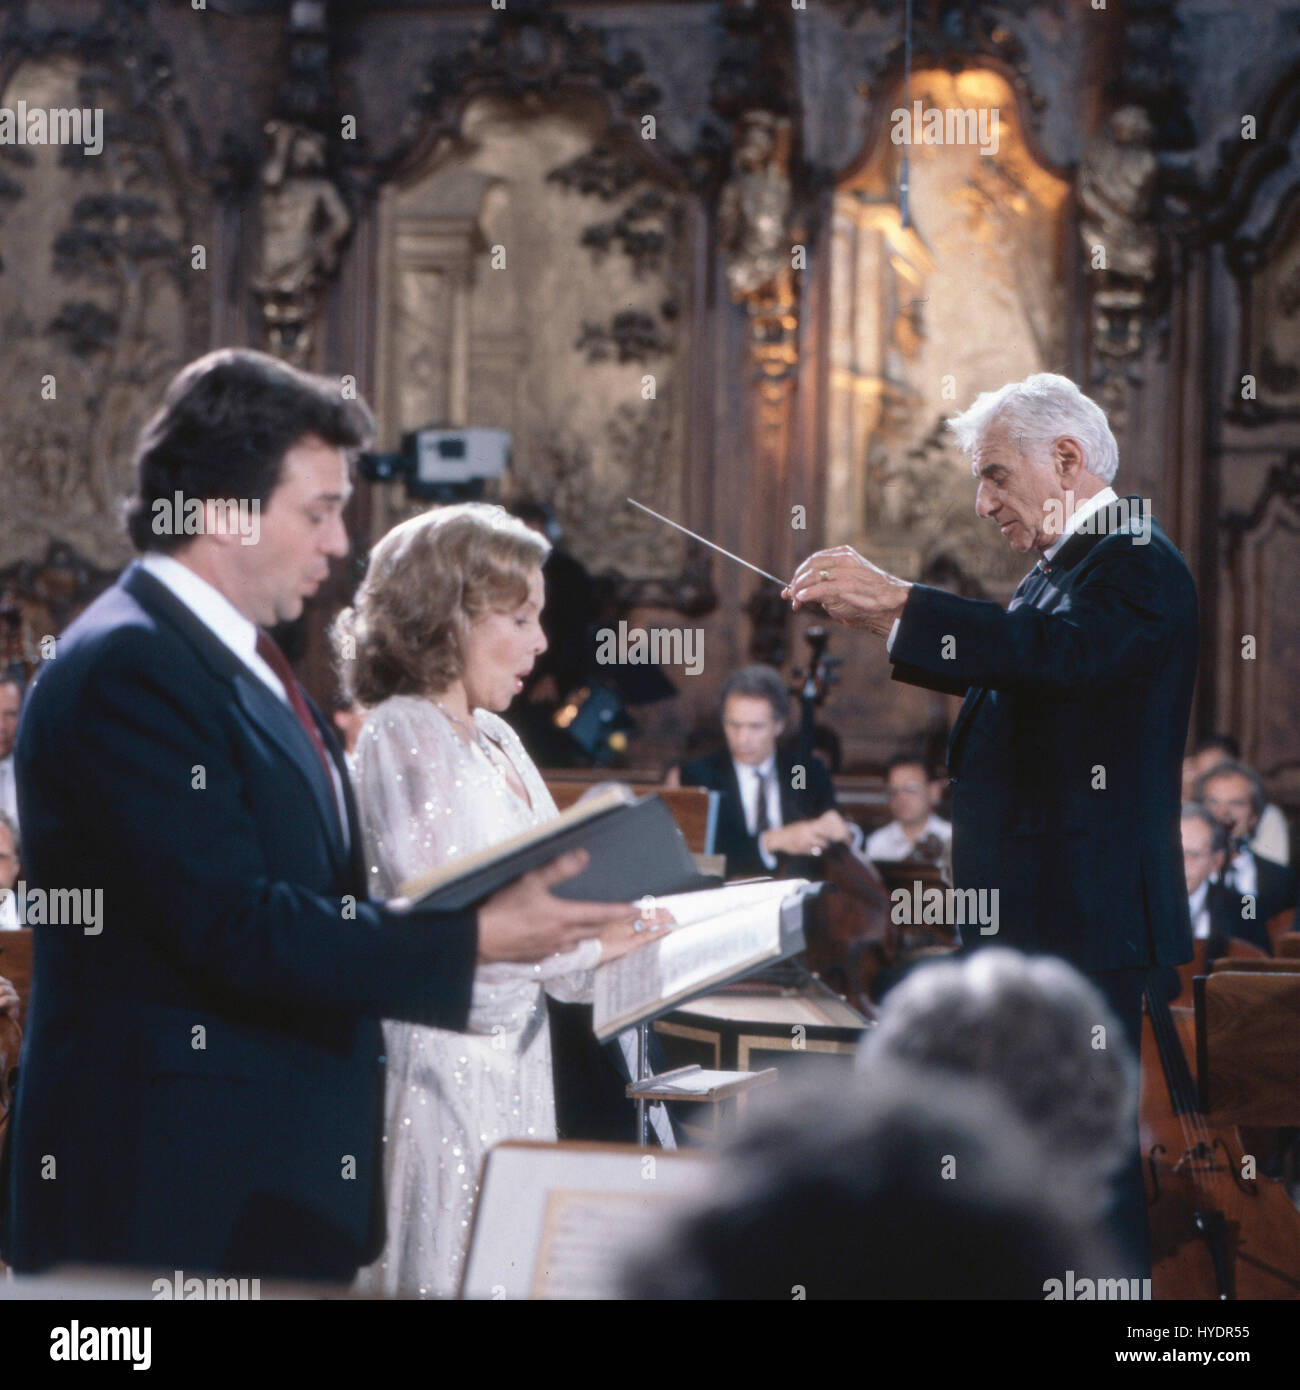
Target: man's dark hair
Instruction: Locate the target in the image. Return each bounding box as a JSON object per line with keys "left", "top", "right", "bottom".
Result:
{"left": 885, "top": 751, "right": 934, "bottom": 782}
{"left": 1181, "top": 802, "right": 1229, "bottom": 857}
{"left": 1195, "top": 733, "right": 1240, "bottom": 760}
{"left": 719, "top": 664, "right": 790, "bottom": 723}
{"left": 124, "top": 348, "right": 375, "bottom": 554}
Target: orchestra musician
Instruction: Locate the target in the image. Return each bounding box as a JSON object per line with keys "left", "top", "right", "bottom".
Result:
{"left": 666, "top": 663, "right": 853, "bottom": 880}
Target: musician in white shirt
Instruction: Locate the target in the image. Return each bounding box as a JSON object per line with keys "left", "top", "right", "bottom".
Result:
{"left": 865, "top": 754, "right": 952, "bottom": 863}
{"left": 0, "top": 809, "right": 20, "bottom": 931}
{"left": 0, "top": 676, "right": 22, "bottom": 836}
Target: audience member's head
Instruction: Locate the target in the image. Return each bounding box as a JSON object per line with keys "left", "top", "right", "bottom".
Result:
{"left": 0, "top": 810, "right": 19, "bottom": 892}
{"left": 124, "top": 349, "right": 374, "bottom": 629}
{"left": 884, "top": 752, "right": 942, "bottom": 832}
{"left": 1182, "top": 734, "right": 1241, "bottom": 799}
{"left": 0, "top": 677, "right": 22, "bottom": 760}
{"left": 859, "top": 948, "right": 1137, "bottom": 1199}
{"left": 1196, "top": 759, "right": 1266, "bottom": 843}
{"left": 333, "top": 502, "right": 549, "bottom": 708}
{"left": 624, "top": 1068, "right": 1106, "bottom": 1299}
{"left": 719, "top": 665, "right": 789, "bottom": 768}
{"left": 1181, "top": 802, "right": 1228, "bottom": 896}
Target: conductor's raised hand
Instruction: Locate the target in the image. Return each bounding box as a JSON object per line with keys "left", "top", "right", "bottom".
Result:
{"left": 476, "top": 849, "right": 641, "bottom": 963}
{"left": 784, "top": 546, "right": 912, "bottom": 638}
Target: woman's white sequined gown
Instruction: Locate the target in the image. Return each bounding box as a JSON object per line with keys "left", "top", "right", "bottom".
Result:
{"left": 351, "top": 694, "right": 598, "bottom": 1298}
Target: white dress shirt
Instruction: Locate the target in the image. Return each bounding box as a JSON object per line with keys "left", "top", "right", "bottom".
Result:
{"left": 0, "top": 754, "right": 17, "bottom": 833}
{"left": 865, "top": 813, "right": 952, "bottom": 863}
{"left": 734, "top": 755, "right": 782, "bottom": 871}
{"left": 1188, "top": 879, "right": 1211, "bottom": 941}
{"left": 1042, "top": 486, "right": 1119, "bottom": 561}
{"left": 1252, "top": 804, "right": 1290, "bottom": 866}
{"left": 139, "top": 555, "right": 350, "bottom": 844}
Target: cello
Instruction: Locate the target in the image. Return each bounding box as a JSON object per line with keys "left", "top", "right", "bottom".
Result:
{"left": 789, "top": 628, "right": 897, "bottom": 1017}
{"left": 1141, "top": 934, "right": 1300, "bottom": 1299}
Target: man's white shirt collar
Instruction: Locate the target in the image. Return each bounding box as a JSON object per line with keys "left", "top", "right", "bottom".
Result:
{"left": 139, "top": 554, "right": 348, "bottom": 844}
{"left": 139, "top": 554, "right": 285, "bottom": 700}
{"left": 1043, "top": 486, "right": 1119, "bottom": 561}
{"left": 1188, "top": 878, "right": 1211, "bottom": 939}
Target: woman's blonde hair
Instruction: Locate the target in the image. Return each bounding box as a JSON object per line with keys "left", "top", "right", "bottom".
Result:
{"left": 333, "top": 502, "right": 549, "bottom": 706}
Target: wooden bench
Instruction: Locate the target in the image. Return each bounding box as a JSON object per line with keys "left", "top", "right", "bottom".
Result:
{"left": 1195, "top": 968, "right": 1300, "bottom": 1125}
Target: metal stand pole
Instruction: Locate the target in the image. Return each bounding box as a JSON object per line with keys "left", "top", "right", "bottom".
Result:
{"left": 636, "top": 1019, "right": 650, "bottom": 1146}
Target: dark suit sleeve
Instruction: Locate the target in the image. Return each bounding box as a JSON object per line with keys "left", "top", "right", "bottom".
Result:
{"left": 889, "top": 659, "right": 970, "bottom": 697}
{"left": 676, "top": 756, "right": 714, "bottom": 790}
{"left": 56, "top": 632, "right": 476, "bottom": 1029}
{"left": 890, "top": 540, "right": 1179, "bottom": 694}
{"left": 808, "top": 756, "right": 838, "bottom": 817}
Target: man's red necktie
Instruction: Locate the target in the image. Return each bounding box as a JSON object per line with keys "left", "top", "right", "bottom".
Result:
{"left": 255, "top": 630, "right": 337, "bottom": 792}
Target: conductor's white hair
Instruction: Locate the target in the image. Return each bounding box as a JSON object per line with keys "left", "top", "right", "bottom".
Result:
{"left": 946, "top": 373, "right": 1119, "bottom": 485}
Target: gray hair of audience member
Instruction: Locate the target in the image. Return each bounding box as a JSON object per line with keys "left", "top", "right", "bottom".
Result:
{"left": 1181, "top": 801, "right": 1229, "bottom": 857}
{"left": 623, "top": 1068, "right": 1107, "bottom": 1300}
{"left": 946, "top": 372, "right": 1119, "bottom": 485}
{"left": 719, "top": 664, "right": 790, "bottom": 723}
{"left": 0, "top": 808, "right": 17, "bottom": 861}
{"left": 1194, "top": 759, "right": 1267, "bottom": 821}
{"left": 859, "top": 949, "right": 1137, "bottom": 1187}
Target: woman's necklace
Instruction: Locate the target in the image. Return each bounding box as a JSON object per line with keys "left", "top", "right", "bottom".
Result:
{"left": 433, "top": 697, "right": 533, "bottom": 811}
{"left": 434, "top": 699, "right": 495, "bottom": 761}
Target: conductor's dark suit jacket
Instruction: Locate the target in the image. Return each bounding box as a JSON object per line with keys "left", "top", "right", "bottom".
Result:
{"left": 1, "top": 562, "right": 479, "bottom": 1279}
{"left": 889, "top": 503, "right": 1197, "bottom": 975}
{"left": 678, "top": 747, "right": 838, "bottom": 880}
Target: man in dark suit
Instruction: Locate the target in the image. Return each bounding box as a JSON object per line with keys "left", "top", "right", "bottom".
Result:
{"left": 670, "top": 664, "right": 851, "bottom": 879}
{"left": 1181, "top": 801, "right": 1271, "bottom": 958}
{"left": 788, "top": 372, "right": 1199, "bottom": 1276}
{"left": 1196, "top": 760, "right": 1297, "bottom": 927}
{"left": 1, "top": 350, "right": 636, "bottom": 1282}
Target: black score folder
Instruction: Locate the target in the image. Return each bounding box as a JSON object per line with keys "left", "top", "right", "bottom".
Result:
{"left": 396, "top": 785, "right": 715, "bottom": 910}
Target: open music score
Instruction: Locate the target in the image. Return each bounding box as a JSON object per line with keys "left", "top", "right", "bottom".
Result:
{"left": 592, "top": 878, "right": 819, "bottom": 1040}
{"left": 461, "top": 1140, "right": 714, "bottom": 1300}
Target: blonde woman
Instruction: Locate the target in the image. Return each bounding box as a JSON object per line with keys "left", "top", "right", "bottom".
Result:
{"left": 336, "top": 503, "right": 658, "bottom": 1298}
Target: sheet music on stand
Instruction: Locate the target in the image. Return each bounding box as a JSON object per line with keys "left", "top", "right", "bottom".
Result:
{"left": 460, "top": 1141, "right": 715, "bottom": 1300}
{"left": 461, "top": 882, "right": 822, "bottom": 1298}
{"left": 592, "top": 878, "right": 822, "bottom": 1041}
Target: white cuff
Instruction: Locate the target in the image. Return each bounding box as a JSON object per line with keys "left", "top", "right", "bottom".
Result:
{"left": 886, "top": 617, "right": 901, "bottom": 654}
